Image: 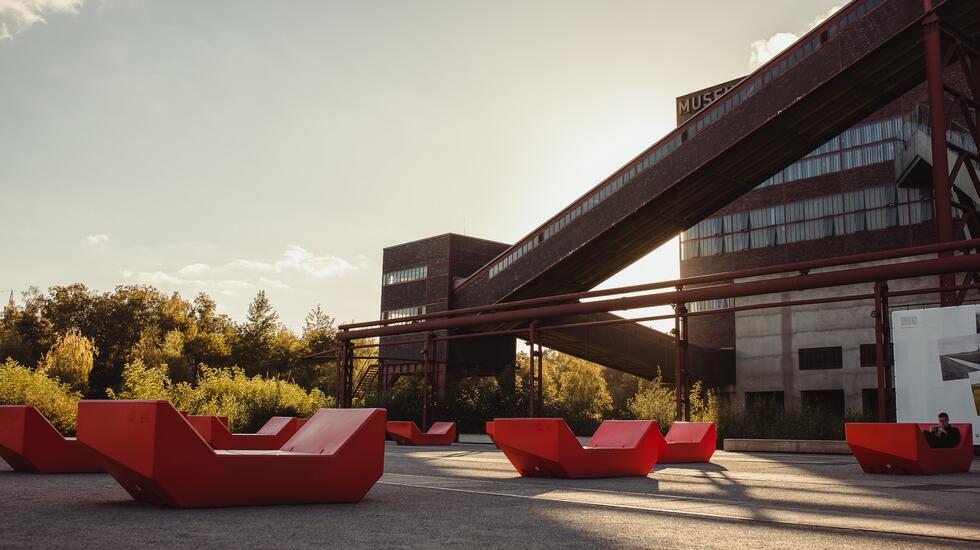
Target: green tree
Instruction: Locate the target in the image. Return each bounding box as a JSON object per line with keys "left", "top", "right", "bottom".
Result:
{"left": 38, "top": 329, "right": 97, "bottom": 392}
{"left": 234, "top": 290, "right": 281, "bottom": 376}
{"left": 302, "top": 304, "right": 336, "bottom": 352}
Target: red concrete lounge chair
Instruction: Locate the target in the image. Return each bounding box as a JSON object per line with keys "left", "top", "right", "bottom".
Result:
{"left": 187, "top": 415, "right": 304, "bottom": 450}
{"left": 0, "top": 405, "right": 102, "bottom": 473}
{"left": 386, "top": 421, "right": 456, "bottom": 446}
{"left": 656, "top": 422, "right": 716, "bottom": 463}
{"left": 77, "top": 400, "right": 386, "bottom": 507}
{"left": 845, "top": 423, "right": 974, "bottom": 475}
{"left": 492, "top": 418, "right": 660, "bottom": 478}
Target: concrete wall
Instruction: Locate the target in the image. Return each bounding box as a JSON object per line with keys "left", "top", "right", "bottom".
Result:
{"left": 732, "top": 255, "right": 942, "bottom": 414}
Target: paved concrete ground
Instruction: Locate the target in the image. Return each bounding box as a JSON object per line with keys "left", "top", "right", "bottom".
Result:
{"left": 1, "top": 443, "right": 978, "bottom": 549}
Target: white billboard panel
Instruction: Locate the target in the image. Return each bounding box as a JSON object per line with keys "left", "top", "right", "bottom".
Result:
{"left": 893, "top": 304, "right": 980, "bottom": 444}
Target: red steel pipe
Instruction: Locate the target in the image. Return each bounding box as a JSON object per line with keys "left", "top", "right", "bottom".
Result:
{"left": 923, "top": 2, "right": 957, "bottom": 304}
{"left": 340, "top": 253, "right": 980, "bottom": 340}
{"left": 340, "top": 238, "right": 980, "bottom": 330}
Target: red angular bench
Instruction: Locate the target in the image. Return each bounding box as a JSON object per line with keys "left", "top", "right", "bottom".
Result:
{"left": 186, "top": 415, "right": 304, "bottom": 450}
{"left": 656, "top": 422, "right": 716, "bottom": 463}
{"left": 0, "top": 405, "right": 102, "bottom": 473}
{"left": 485, "top": 421, "right": 495, "bottom": 443}
{"left": 386, "top": 421, "right": 456, "bottom": 446}
{"left": 77, "top": 400, "right": 386, "bottom": 507}
{"left": 845, "top": 423, "right": 973, "bottom": 475}
{"left": 492, "top": 418, "right": 660, "bottom": 478}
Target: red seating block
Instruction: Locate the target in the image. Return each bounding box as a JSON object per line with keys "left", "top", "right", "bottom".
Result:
{"left": 657, "top": 422, "right": 716, "bottom": 463}
{"left": 845, "top": 423, "right": 974, "bottom": 475}
{"left": 485, "top": 421, "right": 495, "bottom": 442}
{"left": 386, "top": 421, "right": 456, "bottom": 446}
{"left": 77, "top": 400, "right": 386, "bottom": 507}
{"left": 187, "top": 415, "right": 303, "bottom": 450}
{"left": 492, "top": 418, "right": 660, "bottom": 478}
{"left": 0, "top": 405, "right": 102, "bottom": 473}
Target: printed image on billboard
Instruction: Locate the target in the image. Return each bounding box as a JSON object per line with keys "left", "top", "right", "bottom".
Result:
{"left": 973, "top": 382, "right": 980, "bottom": 416}
{"left": 893, "top": 304, "right": 980, "bottom": 444}
{"left": 937, "top": 333, "right": 980, "bottom": 381}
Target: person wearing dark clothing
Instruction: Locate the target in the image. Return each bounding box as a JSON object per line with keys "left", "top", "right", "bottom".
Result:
{"left": 922, "top": 412, "right": 961, "bottom": 448}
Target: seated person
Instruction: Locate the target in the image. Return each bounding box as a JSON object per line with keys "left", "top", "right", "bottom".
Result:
{"left": 922, "top": 412, "right": 961, "bottom": 448}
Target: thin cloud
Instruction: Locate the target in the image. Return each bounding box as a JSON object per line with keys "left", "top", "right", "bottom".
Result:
{"left": 83, "top": 233, "right": 109, "bottom": 246}
{"left": 258, "top": 277, "right": 291, "bottom": 290}
{"left": 120, "top": 245, "right": 357, "bottom": 298}
{"left": 229, "top": 245, "right": 356, "bottom": 278}
{"left": 0, "top": 0, "right": 85, "bottom": 41}
{"left": 749, "top": 5, "right": 842, "bottom": 69}
{"left": 177, "top": 263, "right": 211, "bottom": 275}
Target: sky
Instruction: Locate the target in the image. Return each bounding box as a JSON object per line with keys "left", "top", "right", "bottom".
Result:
{"left": 0, "top": 0, "right": 843, "bottom": 332}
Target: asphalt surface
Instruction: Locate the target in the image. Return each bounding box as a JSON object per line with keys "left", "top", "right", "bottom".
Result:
{"left": 1, "top": 444, "right": 978, "bottom": 549}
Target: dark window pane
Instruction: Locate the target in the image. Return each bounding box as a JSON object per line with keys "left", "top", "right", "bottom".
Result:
{"left": 799, "top": 346, "right": 843, "bottom": 370}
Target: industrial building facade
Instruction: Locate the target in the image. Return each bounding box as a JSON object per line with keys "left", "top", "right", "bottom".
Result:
{"left": 364, "top": 0, "right": 980, "bottom": 419}
{"left": 679, "top": 77, "right": 972, "bottom": 417}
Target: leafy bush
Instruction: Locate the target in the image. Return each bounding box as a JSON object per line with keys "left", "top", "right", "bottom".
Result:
{"left": 38, "top": 329, "right": 96, "bottom": 393}
{"left": 717, "top": 400, "right": 874, "bottom": 441}
{"left": 106, "top": 359, "right": 174, "bottom": 401}
{"left": 184, "top": 366, "right": 334, "bottom": 432}
{"left": 108, "top": 361, "right": 334, "bottom": 432}
{"left": 0, "top": 359, "right": 80, "bottom": 435}
{"left": 627, "top": 371, "right": 717, "bottom": 432}
{"left": 541, "top": 352, "right": 613, "bottom": 435}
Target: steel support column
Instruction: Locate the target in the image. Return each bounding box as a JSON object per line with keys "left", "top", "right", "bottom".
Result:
{"left": 528, "top": 321, "right": 542, "bottom": 417}
{"left": 881, "top": 285, "right": 894, "bottom": 422}
{"left": 421, "top": 332, "right": 433, "bottom": 431}
{"left": 673, "top": 300, "right": 689, "bottom": 421}
{"left": 338, "top": 340, "right": 354, "bottom": 408}
{"left": 924, "top": 2, "right": 958, "bottom": 305}
{"left": 873, "top": 281, "right": 891, "bottom": 422}
{"left": 681, "top": 305, "right": 690, "bottom": 421}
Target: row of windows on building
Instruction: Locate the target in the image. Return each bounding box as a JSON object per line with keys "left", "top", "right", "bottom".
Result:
{"left": 381, "top": 305, "right": 427, "bottom": 321}
{"left": 680, "top": 185, "right": 934, "bottom": 259}
{"left": 486, "top": 0, "right": 883, "bottom": 281}
{"left": 757, "top": 110, "right": 977, "bottom": 190}
{"left": 382, "top": 265, "right": 428, "bottom": 286}
{"left": 758, "top": 115, "right": 911, "bottom": 188}
{"left": 745, "top": 342, "right": 891, "bottom": 415}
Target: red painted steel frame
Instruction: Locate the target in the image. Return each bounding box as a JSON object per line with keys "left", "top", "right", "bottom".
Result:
{"left": 0, "top": 406, "right": 102, "bottom": 473}
{"left": 77, "top": 400, "right": 386, "bottom": 507}
{"left": 492, "top": 418, "right": 660, "bottom": 478}
{"left": 340, "top": 239, "right": 980, "bottom": 333}
{"left": 386, "top": 421, "right": 456, "bottom": 446}
{"left": 656, "top": 422, "right": 716, "bottom": 464}
{"left": 340, "top": 252, "right": 980, "bottom": 340}
{"left": 845, "top": 422, "right": 973, "bottom": 474}
{"left": 186, "top": 415, "right": 305, "bottom": 450}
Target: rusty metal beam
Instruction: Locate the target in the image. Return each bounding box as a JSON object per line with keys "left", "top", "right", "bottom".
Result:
{"left": 341, "top": 239, "right": 980, "bottom": 331}
{"left": 340, "top": 253, "right": 980, "bottom": 340}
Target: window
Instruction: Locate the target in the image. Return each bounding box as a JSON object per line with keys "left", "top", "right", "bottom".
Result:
{"left": 862, "top": 388, "right": 879, "bottom": 417}
{"left": 383, "top": 265, "right": 428, "bottom": 286}
{"left": 381, "top": 305, "right": 427, "bottom": 322}
{"left": 859, "top": 343, "right": 893, "bottom": 367}
{"left": 799, "top": 346, "right": 843, "bottom": 370}
{"left": 745, "top": 391, "right": 785, "bottom": 411}
{"left": 801, "top": 389, "right": 845, "bottom": 417}
{"left": 688, "top": 298, "right": 732, "bottom": 313}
